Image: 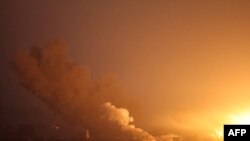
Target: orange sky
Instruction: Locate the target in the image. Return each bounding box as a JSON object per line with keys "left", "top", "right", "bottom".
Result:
{"left": 68, "top": 1, "right": 250, "bottom": 133}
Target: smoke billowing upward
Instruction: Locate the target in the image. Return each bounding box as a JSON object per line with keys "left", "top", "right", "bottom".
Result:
{"left": 11, "top": 40, "right": 179, "bottom": 141}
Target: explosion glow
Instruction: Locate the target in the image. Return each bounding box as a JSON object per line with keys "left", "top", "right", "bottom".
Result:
{"left": 209, "top": 111, "right": 250, "bottom": 139}
{"left": 229, "top": 112, "right": 250, "bottom": 124}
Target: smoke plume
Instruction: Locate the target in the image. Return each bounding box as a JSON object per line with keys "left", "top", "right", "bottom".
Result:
{"left": 11, "top": 40, "right": 179, "bottom": 141}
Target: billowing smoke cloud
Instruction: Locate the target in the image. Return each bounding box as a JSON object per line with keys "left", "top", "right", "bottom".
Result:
{"left": 11, "top": 40, "right": 180, "bottom": 141}
{"left": 101, "top": 102, "right": 156, "bottom": 141}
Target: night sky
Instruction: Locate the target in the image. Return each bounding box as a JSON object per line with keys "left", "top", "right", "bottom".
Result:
{"left": 1, "top": 1, "right": 250, "bottom": 141}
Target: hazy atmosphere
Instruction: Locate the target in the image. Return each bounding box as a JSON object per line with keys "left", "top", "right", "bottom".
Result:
{"left": 1, "top": 1, "right": 250, "bottom": 141}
